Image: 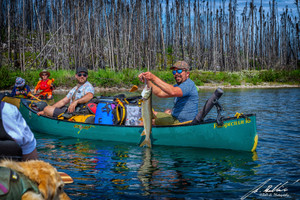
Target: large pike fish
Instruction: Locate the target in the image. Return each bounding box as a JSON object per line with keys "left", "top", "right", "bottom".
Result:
{"left": 140, "top": 84, "right": 152, "bottom": 148}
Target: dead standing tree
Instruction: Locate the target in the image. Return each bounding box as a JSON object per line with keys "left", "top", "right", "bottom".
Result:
{"left": 158, "top": 0, "right": 167, "bottom": 69}
{"left": 1, "top": 0, "right": 299, "bottom": 73}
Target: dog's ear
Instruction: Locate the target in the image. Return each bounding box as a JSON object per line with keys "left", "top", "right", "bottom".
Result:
{"left": 36, "top": 164, "right": 62, "bottom": 199}
{"left": 29, "top": 167, "right": 70, "bottom": 200}
{"left": 38, "top": 179, "right": 54, "bottom": 199}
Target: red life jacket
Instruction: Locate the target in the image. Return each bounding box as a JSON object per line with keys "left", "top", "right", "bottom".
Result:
{"left": 39, "top": 79, "right": 52, "bottom": 93}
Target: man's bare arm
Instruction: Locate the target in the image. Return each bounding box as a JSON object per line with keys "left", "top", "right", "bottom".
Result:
{"left": 141, "top": 72, "right": 182, "bottom": 98}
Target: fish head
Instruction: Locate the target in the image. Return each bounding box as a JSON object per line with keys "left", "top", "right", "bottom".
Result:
{"left": 141, "top": 85, "right": 152, "bottom": 100}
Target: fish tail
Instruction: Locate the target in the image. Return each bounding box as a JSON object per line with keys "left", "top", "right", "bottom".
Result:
{"left": 139, "top": 138, "right": 152, "bottom": 148}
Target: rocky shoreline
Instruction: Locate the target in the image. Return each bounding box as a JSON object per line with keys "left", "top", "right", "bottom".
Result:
{"left": 1, "top": 83, "right": 299, "bottom": 94}
{"left": 55, "top": 83, "right": 299, "bottom": 94}
{"left": 197, "top": 83, "right": 299, "bottom": 89}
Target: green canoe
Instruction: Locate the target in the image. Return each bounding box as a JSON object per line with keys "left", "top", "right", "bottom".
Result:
{"left": 19, "top": 99, "right": 258, "bottom": 152}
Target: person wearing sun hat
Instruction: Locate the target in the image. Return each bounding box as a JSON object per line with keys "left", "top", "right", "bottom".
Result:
{"left": 37, "top": 66, "right": 94, "bottom": 118}
{"left": 33, "top": 70, "right": 55, "bottom": 99}
{"left": 11, "top": 77, "right": 32, "bottom": 98}
{"left": 138, "top": 60, "right": 199, "bottom": 125}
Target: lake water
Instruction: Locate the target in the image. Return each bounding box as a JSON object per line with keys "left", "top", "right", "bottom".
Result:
{"left": 34, "top": 88, "right": 300, "bottom": 199}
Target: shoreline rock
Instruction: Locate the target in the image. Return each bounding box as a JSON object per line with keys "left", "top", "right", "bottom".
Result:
{"left": 197, "top": 83, "right": 300, "bottom": 90}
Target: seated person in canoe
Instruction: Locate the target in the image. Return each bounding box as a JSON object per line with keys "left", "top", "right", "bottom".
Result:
{"left": 138, "top": 61, "right": 199, "bottom": 125}
{"left": 33, "top": 69, "right": 55, "bottom": 100}
{"left": 11, "top": 77, "right": 32, "bottom": 98}
{"left": 0, "top": 94, "right": 38, "bottom": 161}
{"left": 37, "top": 67, "right": 94, "bottom": 118}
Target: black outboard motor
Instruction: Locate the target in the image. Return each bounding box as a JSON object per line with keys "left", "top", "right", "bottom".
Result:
{"left": 191, "top": 88, "right": 224, "bottom": 125}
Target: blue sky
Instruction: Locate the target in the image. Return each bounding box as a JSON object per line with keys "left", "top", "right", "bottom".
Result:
{"left": 161, "top": 1, "right": 298, "bottom": 19}
{"left": 237, "top": 0, "right": 298, "bottom": 15}
{"left": 175, "top": 0, "right": 299, "bottom": 17}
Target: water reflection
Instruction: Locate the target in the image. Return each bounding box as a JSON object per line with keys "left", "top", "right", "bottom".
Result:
{"left": 35, "top": 134, "right": 260, "bottom": 199}
{"left": 144, "top": 147, "right": 259, "bottom": 198}
{"left": 137, "top": 148, "right": 158, "bottom": 195}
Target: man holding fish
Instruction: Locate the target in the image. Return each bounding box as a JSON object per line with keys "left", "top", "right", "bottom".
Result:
{"left": 138, "top": 60, "right": 199, "bottom": 125}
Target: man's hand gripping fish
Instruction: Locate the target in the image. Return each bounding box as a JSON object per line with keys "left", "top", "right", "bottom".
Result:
{"left": 140, "top": 83, "right": 153, "bottom": 148}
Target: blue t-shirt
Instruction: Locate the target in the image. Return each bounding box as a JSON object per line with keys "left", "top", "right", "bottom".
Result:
{"left": 172, "top": 78, "right": 199, "bottom": 122}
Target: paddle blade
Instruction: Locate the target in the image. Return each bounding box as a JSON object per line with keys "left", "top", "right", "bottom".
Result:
{"left": 58, "top": 172, "right": 74, "bottom": 184}
{"left": 28, "top": 93, "right": 41, "bottom": 101}
{"left": 130, "top": 85, "right": 138, "bottom": 92}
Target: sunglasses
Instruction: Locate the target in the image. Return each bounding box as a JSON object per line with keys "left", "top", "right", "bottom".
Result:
{"left": 77, "top": 73, "right": 87, "bottom": 77}
{"left": 42, "top": 74, "right": 48, "bottom": 76}
{"left": 172, "top": 69, "right": 185, "bottom": 75}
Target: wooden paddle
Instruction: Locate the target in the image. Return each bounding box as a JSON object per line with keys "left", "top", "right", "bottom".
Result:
{"left": 129, "top": 85, "right": 138, "bottom": 92}
{"left": 28, "top": 93, "right": 42, "bottom": 101}
{"left": 58, "top": 172, "right": 74, "bottom": 184}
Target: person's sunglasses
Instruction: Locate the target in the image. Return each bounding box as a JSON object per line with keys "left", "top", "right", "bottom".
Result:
{"left": 42, "top": 74, "right": 48, "bottom": 76}
{"left": 77, "top": 73, "right": 87, "bottom": 77}
{"left": 172, "top": 69, "right": 185, "bottom": 75}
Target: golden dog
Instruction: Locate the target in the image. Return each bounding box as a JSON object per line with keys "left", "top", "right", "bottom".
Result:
{"left": 0, "top": 160, "right": 71, "bottom": 200}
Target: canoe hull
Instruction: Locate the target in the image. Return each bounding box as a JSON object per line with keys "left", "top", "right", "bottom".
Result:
{"left": 19, "top": 99, "right": 258, "bottom": 152}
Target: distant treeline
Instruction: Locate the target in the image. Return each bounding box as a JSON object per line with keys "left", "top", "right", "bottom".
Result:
{"left": 0, "top": 0, "right": 299, "bottom": 72}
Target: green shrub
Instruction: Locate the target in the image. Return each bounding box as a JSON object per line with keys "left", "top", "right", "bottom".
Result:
{"left": 229, "top": 74, "right": 241, "bottom": 85}
{"left": 214, "top": 72, "right": 227, "bottom": 82}
{"left": 0, "top": 66, "right": 15, "bottom": 89}
{"left": 288, "top": 70, "right": 300, "bottom": 83}
{"left": 251, "top": 75, "right": 262, "bottom": 85}
{"left": 259, "top": 70, "right": 277, "bottom": 82}
{"left": 157, "top": 70, "right": 174, "bottom": 84}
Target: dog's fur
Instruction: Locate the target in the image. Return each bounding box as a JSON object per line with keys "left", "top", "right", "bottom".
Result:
{"left": 0, "top": 160, "right": 70, "bottom": 200}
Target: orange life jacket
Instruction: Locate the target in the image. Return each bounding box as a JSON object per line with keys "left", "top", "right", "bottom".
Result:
{"left": 35, "top": 79, "right": 54, "bottom": 95}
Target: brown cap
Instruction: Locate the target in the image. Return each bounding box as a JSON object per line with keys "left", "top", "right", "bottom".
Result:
{"left": 170, "top": 61, "right": 190, "bottom": 70}
{"left": 39, "top": 70, "right": 50, "bottom": 78}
